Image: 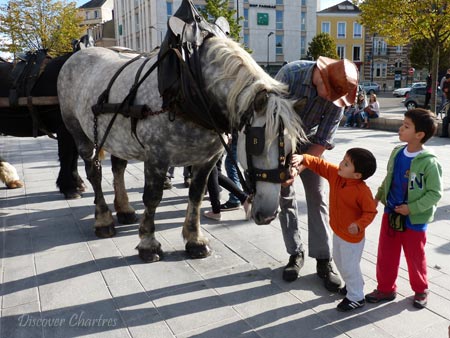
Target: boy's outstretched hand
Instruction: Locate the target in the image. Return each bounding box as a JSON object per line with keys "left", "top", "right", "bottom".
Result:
{"left": 291, "top": 154, "right": 304, "bottom": 169}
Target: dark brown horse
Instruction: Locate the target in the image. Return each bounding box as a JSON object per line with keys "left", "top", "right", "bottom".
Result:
{"left": 0, "top": 41, "right": 90, "bottom": 198}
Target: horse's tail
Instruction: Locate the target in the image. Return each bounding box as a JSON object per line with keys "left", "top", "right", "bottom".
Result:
{"left": 0, "top": 159, "right": 24, "bottom": 189}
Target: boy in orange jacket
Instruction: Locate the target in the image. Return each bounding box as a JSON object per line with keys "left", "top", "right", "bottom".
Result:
{"left": 291, "top": 148, "right": 377, "bottom": 311}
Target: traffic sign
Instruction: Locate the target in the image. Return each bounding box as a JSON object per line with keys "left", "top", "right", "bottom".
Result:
{"left": 409, "top": 67, "right": 415, "bottom": 75}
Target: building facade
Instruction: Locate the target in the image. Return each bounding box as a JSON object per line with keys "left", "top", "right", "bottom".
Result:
{"left": 113, "top": 0, "right": 318, "bottom": 73}
{"left": 317, "top": 0, "right": 412, "bottom": 89}
{"left": 316, "top": 1, "right": 364, "bottom": 73}
{"left": 79, "top": 0, "right": 116, "bottom": 47}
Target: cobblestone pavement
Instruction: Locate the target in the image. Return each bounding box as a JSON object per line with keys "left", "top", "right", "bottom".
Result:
{"left": 1, "top": 126, "right": 449, "bottom": 338}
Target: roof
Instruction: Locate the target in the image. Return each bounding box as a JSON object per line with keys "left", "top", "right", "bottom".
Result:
{"left": 79, "top": 0, "right": 107, "bottom": 9}
{"left": 318, "top": 0, "right": 361, "bottom": 14}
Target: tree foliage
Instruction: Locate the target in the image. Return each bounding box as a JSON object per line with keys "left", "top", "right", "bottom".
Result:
{"left": 409, "top": 39, "right": 450, "bottom": 73}
{"left": 356, "top": 0, "right": 450, "bottom": 111}
{"left": 0, "top": 0, "right": 84, "bottom": 57}
{"left": 198, "top": 0, "right": 242, "bottom": 43}
{"left": 307, "top": 33, "right": 339, "bottom": 60}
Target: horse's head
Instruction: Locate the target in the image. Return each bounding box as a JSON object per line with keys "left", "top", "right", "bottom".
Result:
{"left": 236, "top": 90, "right": 307, "bottom": 225}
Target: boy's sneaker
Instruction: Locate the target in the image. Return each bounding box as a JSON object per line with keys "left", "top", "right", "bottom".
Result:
{"left": 365, "top": 289, "right": 397, "bottom": 303}
{"left": 220, "top": 201, "right": 241, "bottom": 211}
{"left": 337, "top": 297, "right": 365, "bottom": 312}
{"left": 413, "top": 291, "right": 429, "bottom": 309}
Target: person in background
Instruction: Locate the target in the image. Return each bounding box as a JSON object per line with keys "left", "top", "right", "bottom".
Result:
{"left": 221, "top": 130, "right": 243, "bottom": 211}
{"left": 343, "top": 92, "right": 366, "bottom": 128}
{"left": 439, "top": 74, "right": 450, "bottom": 138}
{"left": 361, "top": 93, "right": 380, "bottom": 128}
{"left": 365, "top": 108, "right": 442, "bottom": 309}
{"left": 438, "top": 69, "right": 450, "bottom": 111}
{"left": 164, "top": 166, "right": 192, "bottom": 190}
{"left": 424, "top": 73, "right": 432, "bottom": 109}
{"left": 275, "top": 56, "right": 358, "bottom": 292}
{"left": 203, "top": 156, "right": 250, "bottom": 221}
{"left": 291, "top": 148, "right": 377, "bottom": 311}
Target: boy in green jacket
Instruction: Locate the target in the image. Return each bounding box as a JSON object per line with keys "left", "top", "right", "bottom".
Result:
{"left": 365, "top": 108, "right": 443, "bottom": 309}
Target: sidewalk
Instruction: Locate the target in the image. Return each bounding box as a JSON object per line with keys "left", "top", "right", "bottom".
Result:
{"left": 1, "top": 128, "right": 450, "bottom": 338}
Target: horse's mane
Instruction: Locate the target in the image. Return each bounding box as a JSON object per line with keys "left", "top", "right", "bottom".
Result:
{"left": 204, "top": 37, "right": 306, "bottom": 151}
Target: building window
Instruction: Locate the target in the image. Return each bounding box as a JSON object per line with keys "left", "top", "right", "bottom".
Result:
{"left": 337, "top": 22, "right": 346, "bottom": 38}
{"left": 337, "top": 45, "right": 345, "bottom": 59}
{"left": 396, "top": 45, "right": 403, "bottom": 53}
{"left": 244, "top": 34, "right": 249, "bottom": 48}
{"left": 300, "top": 12, "right": 306, "bottom": 31}
{"left": 353, "top": 22, "right": 362, "bottom": 38}
{"left": 321, "top": 22, "right": 330, "bottom": 34}
{"left": 85, "top": 12, "right": 89, "bottom": 20}
{"left": 94, "top": 10, "right": 99, "bottom": 19}
{"left": 375, "top": 62, "right": 387, "bottom": 78}
{"left": 276, "top": 10, "right": 283, "bottom": 30}
{"left": 276, "top": 35, "right": 283, "bottom": 55}
{"left": 353, "top": 45, "right": 361, "bottom": 61}
{"left": 374, "top": 38, "right": 387, "bottom": 55}
{"left": 244, "top": 8, "right": 248, "bottom": 29}
{"left": 166, "top": 2, "right": 172, "bottom": 18}
{"left": 301, "top": 0, "right": 306, "bottom": 5}
{"left": 276, "top": 0, "right": 283, "bottom": 4}
{"left": 300, "top": 38, "right": 306, "bottom": 57}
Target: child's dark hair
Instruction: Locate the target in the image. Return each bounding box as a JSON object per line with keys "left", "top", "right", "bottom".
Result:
{"left": 346, "top": 148, "right": 377, "bottom": 180}
{"left": 404, "top": 108, "right": 437, "bottom": 143}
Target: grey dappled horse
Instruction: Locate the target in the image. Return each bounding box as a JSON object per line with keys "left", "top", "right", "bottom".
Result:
{"left": 58, "top": 32, "right": 307, "bottom": 262}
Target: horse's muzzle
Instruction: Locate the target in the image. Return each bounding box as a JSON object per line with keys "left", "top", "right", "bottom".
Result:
{"left": 253, "top": 210, "right": 278, "bottom": 225}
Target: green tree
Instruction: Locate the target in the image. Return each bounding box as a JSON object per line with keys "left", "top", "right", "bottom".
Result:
{"left": 198, "top": 0, "right": 242, "bottom": 43}
{"left": 307, "top": 33, "right": 339, "bottom": 60}
{"left": 0, "top": 0, "right": 84, "bottom": 57}
{"left": 409, "top": 38, "right": 450, "bottom": 74}
{"left": 356, "top": 0, "right": 450, "bottom": 112}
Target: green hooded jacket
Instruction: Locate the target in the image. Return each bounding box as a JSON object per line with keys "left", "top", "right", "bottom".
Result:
{"left": 375, "top": 145, "right": 443, "bottom": 224}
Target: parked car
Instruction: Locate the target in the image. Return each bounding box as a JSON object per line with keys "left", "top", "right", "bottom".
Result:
{"left": 392, "top": 82, "right": 426, "bottom": 97}
{"left": 402, "top": 86, "right": 442, "bottom": 110}
{"left": 360, "top": 81, "right": 380, "bottom": 95}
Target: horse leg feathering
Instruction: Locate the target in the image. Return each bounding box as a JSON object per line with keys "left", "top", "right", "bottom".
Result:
{"left": 0, "top": 158, "right": 24, "bottom": 189}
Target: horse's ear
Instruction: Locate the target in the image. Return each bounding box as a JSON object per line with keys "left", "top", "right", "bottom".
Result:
{"left": 215, "top": 17, "right": 230, "bottom": 36}
{"left": 254, "top": 90, "right": 269, "bottom": 113}
{"left": 293, "top": 97, "right": 308, "bottom": 114}
{"left": 169, "top": 16, "right": 204, "bottom": 45}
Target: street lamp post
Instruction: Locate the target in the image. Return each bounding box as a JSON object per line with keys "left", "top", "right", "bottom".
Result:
{"left": 267, "top": 32, "right": 274, "bottom": 72}
{"left": 370, "top": 33, "right": 376, "bottom": 83}
{"left": 150, "top": 25, "right": 163, "bottom": 45}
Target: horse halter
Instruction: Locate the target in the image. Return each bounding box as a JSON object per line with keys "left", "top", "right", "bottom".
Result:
{"left": 243, "top": 116, "right": 291, "bottom": 194}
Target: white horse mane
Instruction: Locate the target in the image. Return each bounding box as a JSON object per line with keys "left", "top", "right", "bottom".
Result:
{"left": 204, "top": 37, "right": 306, "bottom": 151}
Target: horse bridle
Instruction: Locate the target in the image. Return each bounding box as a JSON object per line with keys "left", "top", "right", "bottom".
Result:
{"left": 241, "top": 113, "right": 291, "bottom": 195}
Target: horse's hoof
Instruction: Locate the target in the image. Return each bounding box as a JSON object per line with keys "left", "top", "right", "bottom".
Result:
{"left": 138, "top": 248, "right": 163, "bottom": 262}
{"left": 117, "top": 212, "right": 137, "bottom": 224}
{"left": 6, "top": 180, "right": 24, "bottom": 189}
{"left": 64, "top": 190, "right": 82, "bottom": 199}
{"left": 185, "top": 242, "right": 212, "bottom": 258}
{"left": 95, "top": 225, "right": 116, "bottom": 238}
{"left": 77, "top": 183, "right": 87, "bottom": 193}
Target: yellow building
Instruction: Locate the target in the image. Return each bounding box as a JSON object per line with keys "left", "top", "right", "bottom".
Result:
{"left": 316, "top": 1, "right": 364, "bottom": 75}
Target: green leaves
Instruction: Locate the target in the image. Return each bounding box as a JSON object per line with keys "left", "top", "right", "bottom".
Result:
{"left": 307, "top": 33, "right": 339, "bottom": 60}
{"left": 0, "top": 0, "right": 83, "bottom": 56}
